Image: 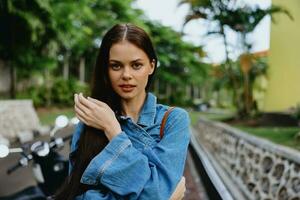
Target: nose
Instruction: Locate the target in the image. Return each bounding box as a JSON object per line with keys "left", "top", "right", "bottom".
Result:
{"left": 121, "top": 66, "right": 132, "bottom": 80}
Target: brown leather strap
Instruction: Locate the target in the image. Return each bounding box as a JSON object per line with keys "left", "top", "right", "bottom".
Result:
{"left": 160, "top": 107, "right": 175, "bottom": 139}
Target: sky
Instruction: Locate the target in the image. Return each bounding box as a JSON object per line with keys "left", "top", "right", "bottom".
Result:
{"left": 133, "top": 0, "right": 271, "bottom": 63}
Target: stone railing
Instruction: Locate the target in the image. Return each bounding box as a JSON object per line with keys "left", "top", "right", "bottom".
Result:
{"left": 0, "top": 100, "right": 40, "bottom": 142}
{"left": 194, "top": 118, "right": 300, "bottom": 200}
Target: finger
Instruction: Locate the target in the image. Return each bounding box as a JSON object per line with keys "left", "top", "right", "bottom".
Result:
{"left": 75, "top": 107, "right": 105, "bottom": 130}
{"left": 178, "top": 177, "right": 185, "bottom": 187}
{"left": 75, "top": 105, "right": 89, "bottom": 121}
{"left": 75, "top": 112, "right": 88, "bottom": 125}
{"left": 181, "top": 176, "right": 185, "bottom": 182}
{"left": 74, "top": 104, "right": 87, "bottom": 119}
{"left": 75, "top": 94, "right": 93, "bottom": 116}
{"left": 87, "top": 97, "right": 107, "bottom": 108}
{"left": 176, "top": 181, "right": 185, "bottom": 195}
{"left": 170, "top": 179, "right": 185, "bottom": 200}
{"left": 78, "top": 93, "right": 95, "bottom": 110}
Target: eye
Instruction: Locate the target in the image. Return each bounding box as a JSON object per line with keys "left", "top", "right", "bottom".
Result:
{"left": 109, "top": 63, "right": 121, "bottom": 71}
{"left": 132, "top": 62, "right": 143, "bottom": 70}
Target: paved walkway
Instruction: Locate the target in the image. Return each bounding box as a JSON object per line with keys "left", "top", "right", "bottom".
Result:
{"left": 184, "top": 152, "right": 209, "bottom": 200}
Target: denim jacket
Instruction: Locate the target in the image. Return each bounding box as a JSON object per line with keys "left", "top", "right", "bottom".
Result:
{"left": 69, "top": 92, "right": 191, "bottom": 200}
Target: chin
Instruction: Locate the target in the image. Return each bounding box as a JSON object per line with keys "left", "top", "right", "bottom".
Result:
{"left": 118, "top": 91, "right": 136, "bottom": 100}
{"left": 114, "top": 87, "right": 145, "bottom": 101}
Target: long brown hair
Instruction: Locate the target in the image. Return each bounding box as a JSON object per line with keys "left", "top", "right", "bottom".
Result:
{"left": 55, "top": 23, "right": 158, "bottom": 200}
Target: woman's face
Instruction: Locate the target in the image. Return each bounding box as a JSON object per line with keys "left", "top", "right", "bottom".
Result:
{"left": 108, "top": 40, "right": 155, "bottom": 101}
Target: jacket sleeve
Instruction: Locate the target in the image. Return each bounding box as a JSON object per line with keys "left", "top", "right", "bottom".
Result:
{"left": 74, "top": 189, "right": 119, "bottom": 200}
{"left": 80, "top": 108, "right": 191, "bottom": 200}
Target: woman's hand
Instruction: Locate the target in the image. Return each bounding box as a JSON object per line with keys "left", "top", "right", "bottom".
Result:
{"left": 170, "top": 177, "right": 186, "bottom": 200}
{"left": 74, "top": 93, "right": 122, "bottom": 140}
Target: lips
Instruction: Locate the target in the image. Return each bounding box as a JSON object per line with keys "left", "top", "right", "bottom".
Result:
{"left": 119, "top": 84, "right": 136, "bottom": 88}
{"left": 119, "top": 84, "right": 136, "bottom": 92}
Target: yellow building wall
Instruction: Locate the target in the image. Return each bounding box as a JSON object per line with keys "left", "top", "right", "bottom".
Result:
{"left": 263, "top": 0, "right": 300, "bottom": 111}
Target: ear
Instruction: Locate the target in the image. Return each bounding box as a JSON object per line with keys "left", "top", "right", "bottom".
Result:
{"left": 149, "top": 59, "right": 155, "bottom": 75}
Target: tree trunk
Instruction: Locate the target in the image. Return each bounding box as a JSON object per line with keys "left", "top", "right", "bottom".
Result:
{"left": 154, "top": 79, "right": 159, "bottom": 96}
{"left": 221, "top": 26, "right": 242, "bottom": 117}
{"left": 221, "top": 26, "right": 230, "bottom": 63}
{"left": 186, "top": 85, "right": 191, "bottom": 99}
{"left": 79, "top": 57, "right": 85, "bottom": 83}
{"left": 44, "top": 68, "right": 51, "bottom": 107}
{"left": 9, "top": 62, "right": 16, "bottom": 99}
{"left": 244, "top": 72, "right": 250, "bottom": 115}
{"left": 166, "top": 83, "right": 171, "bottom": 99}
{"left": 63, "top": 56, "right": 69, "bottom": 80}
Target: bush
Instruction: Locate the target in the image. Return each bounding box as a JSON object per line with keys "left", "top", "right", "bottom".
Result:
{"left": 51, "top": 78, "right": 89, "bottom": 106}
{"left": 16, "top": 78, "right": 89, "bottom": 107}
{"left": 16, "top": 85, "right": 48, "bottom": 107}
{"left": 295, "top": 104, "right": 300, "bottom": 120}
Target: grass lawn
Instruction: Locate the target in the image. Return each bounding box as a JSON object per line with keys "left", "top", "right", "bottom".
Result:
{"left": 234, "top": 126, "right": 300, "bottom": 151}
{"left": 189, "top": 110, "right": 234, "bottom": 126}
{"left": 36, "top": 107, "right": 75, "bottom": 125}
{"left": 189, "top": 110, "right": 300, "bottom": 151}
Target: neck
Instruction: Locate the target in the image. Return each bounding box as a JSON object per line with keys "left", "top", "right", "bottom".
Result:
{"left": 121, "top": 91, "right": 147, "bottom": 123}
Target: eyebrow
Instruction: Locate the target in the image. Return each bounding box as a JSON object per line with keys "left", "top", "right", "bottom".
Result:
{"left": 109, "top": 59, "right": 143, "bottom": 63}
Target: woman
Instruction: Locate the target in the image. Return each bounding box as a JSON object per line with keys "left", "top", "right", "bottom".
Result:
{"left": 55, "top": 23, "right": 191, "bottom": 200}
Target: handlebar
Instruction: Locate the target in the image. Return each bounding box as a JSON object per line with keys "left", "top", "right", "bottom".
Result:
{"left": 4, "top": 117, "right": 75, "bottom": 175}
{"left": 7, "top": 155, "right": 32, "bottom": 174}
{"left": 63, "top": 134, "right": 73, "bottom": 142}
{"left": 7, "top": 162, "right": 21, "bottom": 174}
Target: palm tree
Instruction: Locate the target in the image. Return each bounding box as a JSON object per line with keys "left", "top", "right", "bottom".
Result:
{"left": 180, "top": 0, "right": 292, "bottom": 117}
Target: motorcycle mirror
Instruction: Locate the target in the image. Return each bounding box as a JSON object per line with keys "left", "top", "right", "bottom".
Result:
{"left": 55, "top": 115, "right": 69, "bottom": 128}
{"left": 0, "top": 144, "right": 9, "bottom": 158}
{"left": 70, "top": 117, "right": 79, "bottom": 125}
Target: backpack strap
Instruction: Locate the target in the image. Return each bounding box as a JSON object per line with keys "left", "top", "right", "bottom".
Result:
{"left": 159, "top": 107, "right": 176, "bottom": 139}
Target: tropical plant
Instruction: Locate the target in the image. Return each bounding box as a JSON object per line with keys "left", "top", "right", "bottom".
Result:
{"left": 145, "top": 21, "right": 208, "bottom": 105}
{"left": 180, "top": 0, "right": 292, "bottom": 117}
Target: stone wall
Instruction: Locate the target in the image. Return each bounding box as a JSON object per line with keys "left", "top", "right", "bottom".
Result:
{"left": 195, "top": 118, "right": 300, "bottom": 200}
{"left": 0, "top": 100, "right": 40, "bottom": 141}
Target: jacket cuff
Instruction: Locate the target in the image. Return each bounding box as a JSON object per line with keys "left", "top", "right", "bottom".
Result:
{"left": 80, "top": 131, "right": 131, "bottom": 185}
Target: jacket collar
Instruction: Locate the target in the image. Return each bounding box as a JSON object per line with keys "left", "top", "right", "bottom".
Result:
{"left": 118, "top": 92, "right": 157, "bottom": 127}
{"left": 137, "top": 92, "right": 156, "bottom": 127}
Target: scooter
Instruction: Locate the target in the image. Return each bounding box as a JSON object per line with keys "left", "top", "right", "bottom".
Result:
{"left": 0, "top": 115, "right": 79, "bottom": 200}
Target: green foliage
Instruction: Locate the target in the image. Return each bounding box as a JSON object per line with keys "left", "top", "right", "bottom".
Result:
{"left": 2, "top": 0, "right": 210, "bottom": 107}
{"left": 181, "top": 0, "right": 292, "bottom": 117}
{"left": 291, "top": 103, "right": 300, "bottom": 121}
{"left": 169, "top": 88, "right": 189, "bottom": 107}
{"left": 16, "top": 85, "right": 48, "bottom": 107}
{"left": 236, "top": 125, "right": 300, "bottom": 151}
{"left": 181, "top": 0, "right": 292, "bottom": 35}
{"left": 146, "top": 21, "right": 208, "bottom": 86}
{"left": 0, "top": 0, "right": 143, "bottom": 74}
{"left": 211, "top": 57, "right": 268, "bottom": 116}
{"left": 17, "top": 78, "right": 89, "bottom": 107}
{"left": 145, "top": 21, "right": 208, "bottom": 106}
{"left": 189, "top": 110, "right": 234, "bottom": 126}
{"left": 51, "top": 78, "right": 89, "bottom": 106}
{"left": 145, "top": 21, "right": 209, "bottom": 106}
{"left": 0, "top": 0, "right": 56, "bottom": 63}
